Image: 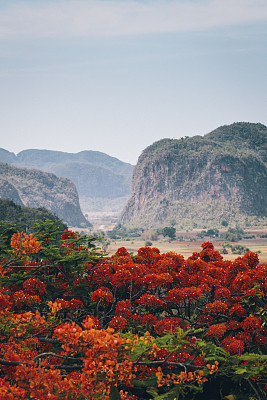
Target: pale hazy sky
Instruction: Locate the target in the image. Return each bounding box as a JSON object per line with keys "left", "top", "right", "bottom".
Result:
{"left": 0, "top": 0, "right": 266, "bottom": 164}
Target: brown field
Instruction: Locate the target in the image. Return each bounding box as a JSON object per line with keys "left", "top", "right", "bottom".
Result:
{"left": 107, "top": 236, "right": 267, "bottom": 264}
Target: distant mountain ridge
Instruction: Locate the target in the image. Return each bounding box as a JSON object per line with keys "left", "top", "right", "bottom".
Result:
{"left": 121, "top": 122, "right": 267, "bottom": 229}
{"left": 0, "top": 162, "right": 90, "bottom": 227}
{"left": 0, "top": 149, "right": 134, "bottom": 201}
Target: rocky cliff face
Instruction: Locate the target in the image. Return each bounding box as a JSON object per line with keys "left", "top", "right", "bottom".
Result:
{"left": 0, "top": 163, "right": 90, "bottom": 228}
{"left": 121, "top": 122, "right": 267, "bottom": 228}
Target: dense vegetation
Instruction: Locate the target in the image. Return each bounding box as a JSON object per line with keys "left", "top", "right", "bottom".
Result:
{"left": 0, "top": 222, "right": 266, "bottom": 399}
{"left": 0, "top": 199, "right": 67, "bottom": 232}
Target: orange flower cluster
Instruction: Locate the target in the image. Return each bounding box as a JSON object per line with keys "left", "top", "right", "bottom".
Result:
{"left": 10, "top": 231, "right": 42, "bottom": 255}
{"left": 206, "top": 360, "right": 219, "bottom": 374}
{"left": 0, "top": 378, "right": 27, "bottom": 400}
{"left": 155, "top": 366, "right": 208, "bottom": 388}
{"left": 53, "top": 317, "right": 135, "bottom": 398}
{"left": 12, "top": 290, "right": 41, "bottom": 309}
{"left": 0, "top": 290, "right": 11, "bottom": 310}
{"left": 48, "top": 298, "right": 83, "bottom": 314}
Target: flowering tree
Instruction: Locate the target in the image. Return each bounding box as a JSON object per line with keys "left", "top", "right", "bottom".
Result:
{"left": 0, "top": 225, "right": 266, "bottom": 400}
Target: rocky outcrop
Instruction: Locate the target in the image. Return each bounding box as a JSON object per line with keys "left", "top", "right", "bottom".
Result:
{"left": 121, "top": 122, "right": 267, "bottom": 228}
{"left": 0, "top": 163, "right": 90, "bottom": 228}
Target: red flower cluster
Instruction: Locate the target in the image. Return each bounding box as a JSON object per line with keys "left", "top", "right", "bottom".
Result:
{"left": 61, "top": 230, "right": 77, "bottom": 240}
{"left": 115, "top": 300, "right": 133, "bottom": 319}
{"left": 205, "top": 300, "right": 228, "bottom": 314}
{"left": 206, "top": 324, "right": 227, "bottom": 338}
{"left": 22, "top": 278, "right": 46, "bottom": 295}
{"left": 221, "top": 337, "right": 244, "bottom": 355}
{"left": 137, "top": 294, "right": 164, "bottom": 309}
{"left": 91, "top": 287, "right": 113, "bottom": 305}
{"left": 1, "top": 229, "right": 266, "bottom": 400}
{"left": 109, "top": 316, "right": 128, "bottom": 331}
{"left": 142, "top": 314, "right": 157, "bottom": 327}
{"left": 154, "top": 318, "right": 189, "bottom": 336}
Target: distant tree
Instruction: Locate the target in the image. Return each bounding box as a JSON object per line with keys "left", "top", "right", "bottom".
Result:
{"left": 206, "top": 228, "right": 219, "bottom": 237}
{"left": 162, "top": 226, "right": 176, "bottom": 240}
{"left": 223, "top": 227, "right": 244, "bottom": 242}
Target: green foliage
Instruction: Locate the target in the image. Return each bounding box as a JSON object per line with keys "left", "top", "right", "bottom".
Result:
{"left": 109, "top": 385, "right": 122, "bottom": 400}
{"left": 161, "top": 227, "right": 176, "bottom": 240}
{"left": 222, "top": 227, "right": 244, "bottom": 242}
{"left": 0, "top": 221, "right": 17, "bottom": 257}
{"left": 0, "top": 198, "right": 67, "bottom": 232}
{"left": 145, "top": 240, "right": 152, "bottom": 247}
{"left": 108, "top": 223, "right": 144, "bottom": 239}
{"left": 221, "top": 220, "right": 229, "bottom": 227}
{"left": 231, "top": 245, "right": 250, "bottom": 255}
{"left": 197, "top": 228, "right": 219, "bottom": 238}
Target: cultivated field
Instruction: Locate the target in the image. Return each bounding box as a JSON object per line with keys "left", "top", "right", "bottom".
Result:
{"left": 107, "top": 230, "right": 267, "bottom": 263}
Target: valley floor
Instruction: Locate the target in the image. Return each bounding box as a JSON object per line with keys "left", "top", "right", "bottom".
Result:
{"left": 106, "top": 234, "right": 267, "bottom": 264}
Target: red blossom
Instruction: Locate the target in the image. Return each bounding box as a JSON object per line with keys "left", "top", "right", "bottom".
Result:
{"left": 205, "top": 300, "right": 228, "bottom": 314}
{"left": 61, "top": 230, "right": 77, "bottom": 240}
{"left": 206, "top": 324, "right": 227, "bottom": 338}
{"left": 221, "top": 337, "right": 244, "bottom": 355}
{"left": 215, "top": 287, "right": 231, "bottom": 299}
{"left": 91, "top": 287, "right": 113, "bottom": 305}
{"left": 154, "top": 318, "right": 189, "bottom": 336}
{"left": 22, "top": 278, "right": 46, "bottom": 295}
{"left": 142, "top": 314, "right": 157, "bottom": 327}
{"left": 114, "top": 247, "right": 130, "bottom": 257}
{"left": 242, "top": 251, "right": 259, "bottom": 268}
{"left": 242, "top": 316, "right": 262, "bottom": 332}
{"left": 228, "top": 304, "right": 247, "bottom": 318}
{"left": 137, "top": 294, "right": 164, "bottom": 310}
{"left": 115, "top": 300, "right": 133, "bottom": 319}
{"left": 109, "top": 316, "right": 128, "bottom": 331}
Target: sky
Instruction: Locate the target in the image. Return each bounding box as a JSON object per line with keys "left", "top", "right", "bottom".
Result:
{"left": 0, "top": 0, "right": 266, "bottom": 165}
